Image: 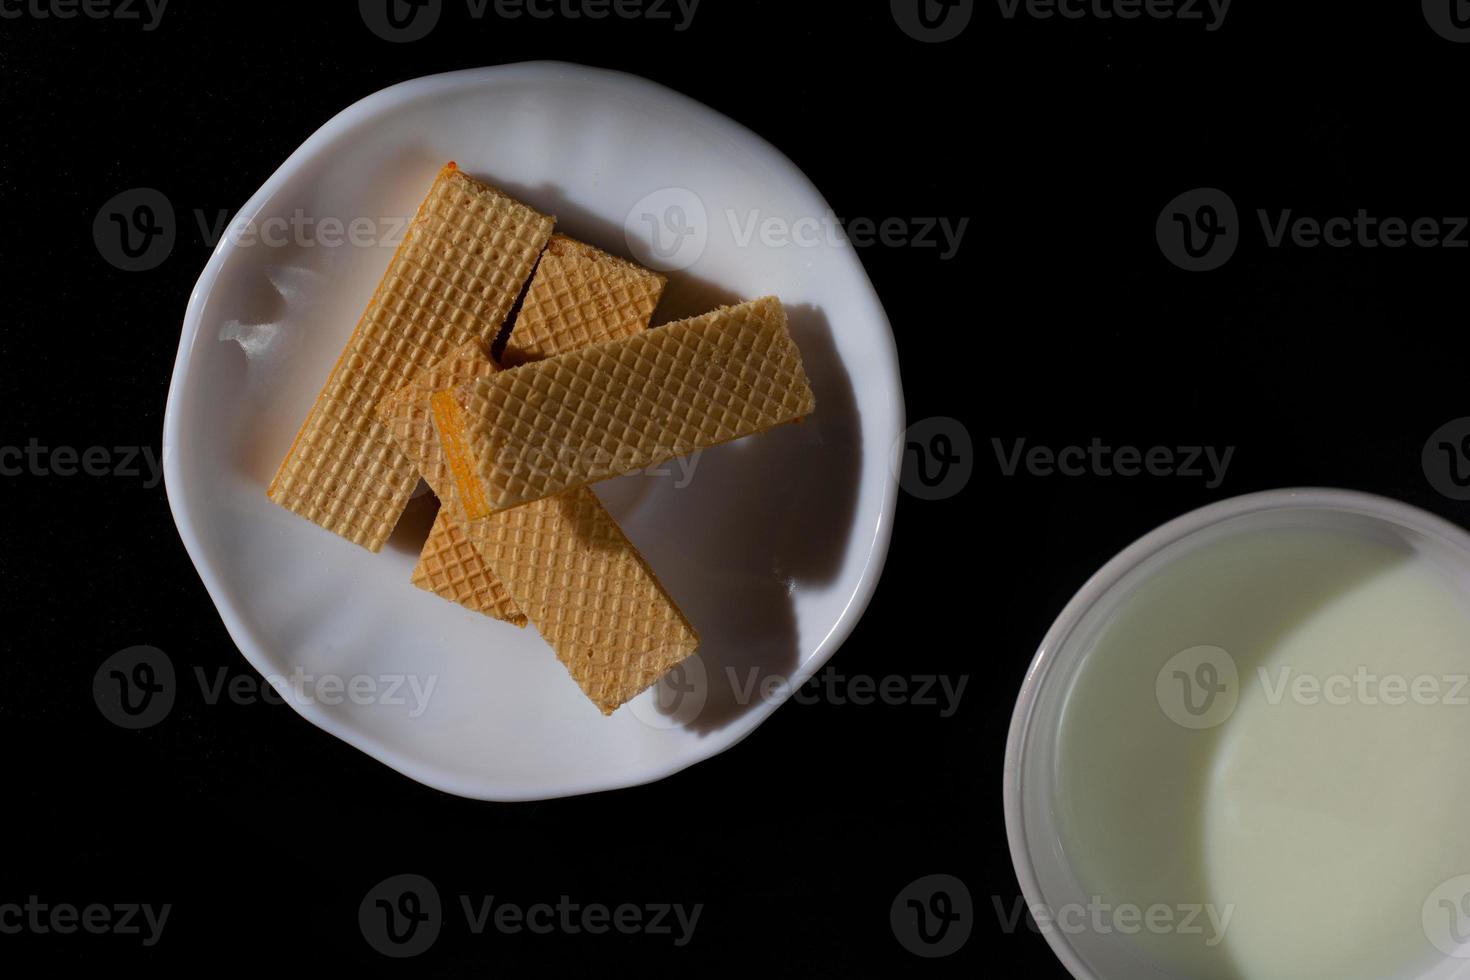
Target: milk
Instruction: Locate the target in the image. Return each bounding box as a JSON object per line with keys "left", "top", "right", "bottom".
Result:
{"left": 1054, "top": 524, "right": 1470, "bottom": 979}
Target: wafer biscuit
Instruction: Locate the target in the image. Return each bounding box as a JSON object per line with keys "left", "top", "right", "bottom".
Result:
{"left": 432, "top": 396, "right": 699, "bottom": 714}
{"left": 453, "top": 296, "right": 816, "bottom": 514}
{"left": 411, "top": 509, "right": 528, "bottom": 626}
{"left": 267, "top": 163, "right": 554, "bottom": 551}
{"left": 500, "top": 233, "right": 666, "bottom": 367}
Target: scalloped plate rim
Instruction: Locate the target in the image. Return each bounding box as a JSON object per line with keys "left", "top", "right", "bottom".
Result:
{"left": 162, "top": 62, "right": 903, "bottom": 801}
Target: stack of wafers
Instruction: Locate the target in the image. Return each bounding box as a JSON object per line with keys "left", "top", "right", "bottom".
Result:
{"left": 269, "top": 164, "right": 817, "bottom": 715}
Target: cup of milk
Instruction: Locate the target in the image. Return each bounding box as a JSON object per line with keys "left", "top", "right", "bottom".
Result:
{"left": 1005, "top": 489, "right": 1470, "bottom": 980}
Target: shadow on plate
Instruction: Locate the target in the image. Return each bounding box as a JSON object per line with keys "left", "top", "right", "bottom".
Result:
{"left": 385, "top": 486, "right": 440, "bottom": 556}
{"left": 627, "top": 304, "right": 863, "bottom": 734}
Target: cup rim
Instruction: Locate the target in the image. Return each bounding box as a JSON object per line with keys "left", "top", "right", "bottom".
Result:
{"left": 1001, "top": 486, "right": 1470, "bottom": 980}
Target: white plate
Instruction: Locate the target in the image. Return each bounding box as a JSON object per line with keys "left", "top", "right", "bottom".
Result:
{"left": 164, "top": 62, "right": 903, "bottom": 800}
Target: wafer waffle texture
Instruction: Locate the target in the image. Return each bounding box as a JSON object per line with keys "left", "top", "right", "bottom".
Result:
{"left": 453, "top": 295, "right": 817, "bottom": 515}
{"left": 378, "top": 239, "right": 668, "bottom": 621}
{"left": 266, "top": 162, "right": 555, "bottom": 551}
{"left": 500, "top": 233, "right": 667, "bottom": 367}
{"left": 432, "top": 392, "right": 699, "bottom": 714}
{"left": 411, "top": 509, "right": 528, "bottom": 626}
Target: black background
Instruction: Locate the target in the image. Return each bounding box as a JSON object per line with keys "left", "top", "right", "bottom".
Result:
{"left": 5, "top": 0, "right": 1469, "bottom": 975}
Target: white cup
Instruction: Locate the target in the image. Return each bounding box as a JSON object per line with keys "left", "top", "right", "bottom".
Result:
{"left": 1004, "top": 488, "right": 1470, "bottom": 980}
